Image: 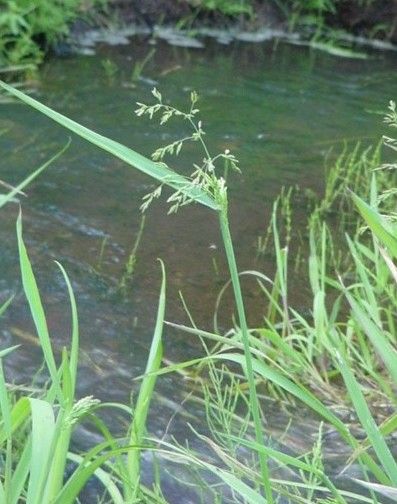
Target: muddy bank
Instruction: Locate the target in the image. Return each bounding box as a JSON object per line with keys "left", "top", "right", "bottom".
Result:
{"left": 108, "top": 0, "right": 281, "bottom": 29}
{"left": 105, "top": 0, "right": 397, "bottom": 44}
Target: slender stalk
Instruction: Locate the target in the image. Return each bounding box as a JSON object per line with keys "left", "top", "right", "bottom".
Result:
{"left": 218, "top": 207, "right": 273, "bottom": 503}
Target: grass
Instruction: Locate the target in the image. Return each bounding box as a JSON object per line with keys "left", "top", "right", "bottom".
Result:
{"left": 1, "top": 81, "right": 397, "bottom": 502}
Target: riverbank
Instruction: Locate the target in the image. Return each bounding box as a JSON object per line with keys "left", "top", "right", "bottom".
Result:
{"left": 108, "top": 0, "right": 397, "bottom": 44}
{"left": 2, "top": 0, "right": 397, "bottom": 79}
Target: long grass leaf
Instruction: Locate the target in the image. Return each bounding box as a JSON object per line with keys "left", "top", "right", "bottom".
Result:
{"left": 16, "top": 211, "right": 62, "bottom": 401}
{"left": 0, "top": 81, "right": 218, "bottom": 211}
{"left": 127, "top": 259, "right": 166, "bottom": 499}
{"left": 353, "top": 479, "right": 397, "bottom": 500}
{"left": 54, "top": 261, "right": 79, "bottom": 395}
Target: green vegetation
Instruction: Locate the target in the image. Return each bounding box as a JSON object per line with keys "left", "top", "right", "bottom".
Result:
{"left": 1, "top": 0, "right": 396, "bottom": 84}
{"left": 0, "top": 0, "right": 104, "bottom": 75}
{"left": 1, "top": 80, "right": 397, "bottom": 503}
{"left": 189, "top": 0, "right": 254, "bottom": 17}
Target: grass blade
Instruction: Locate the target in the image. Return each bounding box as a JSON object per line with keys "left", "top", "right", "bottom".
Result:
{"left": 127, "top": 259, "right": 166, "bottom": 500}
{"left": 345, "top": 290, "right": 397, "bottom": 386}
{"left": 335, "top": 349, "right": 397, "bottom": 485}
{"left": 67, "top": 452, "right": 124, "bottom": 504}
{"left": 351, "top": 191, "right": 397, "bottom": 258}
{"left": 16, "top": 211, "right": 62, "bottom": 402}
{"left": 0, "top": 141, "right": 70, "bottom": 210}
{"left": 26, "top": 398, "right": 56, "bottom": 504}
{"left": 0, "top": 81, "right": 218, "bottom": 211}
{"left": 54, "top": 261, "right": 79, "bottom": 396}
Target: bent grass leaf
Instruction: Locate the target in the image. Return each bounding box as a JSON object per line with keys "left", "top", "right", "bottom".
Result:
{"left": 351, "top": 191, "right": 397, "bottom": 258}
{"left": 0, "top": 81, "right": 218, "bottom": 212}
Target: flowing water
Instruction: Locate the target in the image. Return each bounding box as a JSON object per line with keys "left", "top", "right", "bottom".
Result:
{"left": 1, "top": 33, "right": 397, "bottom": 501}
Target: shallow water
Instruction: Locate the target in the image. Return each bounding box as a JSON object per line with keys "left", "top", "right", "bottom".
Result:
{"left": 1, "top": 34, "right": 397, "bottom": 500}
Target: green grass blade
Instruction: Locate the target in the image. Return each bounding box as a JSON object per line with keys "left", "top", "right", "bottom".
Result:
{"left": 0, "top": 481, "right": 5, "bottom": 504}
{"left": 67, "top": 452, "right": 124, "bottom": 504}
{"left": 335, "top": 349, "right": 397, "bottom": 485}
{"left": 127, "top": 259, "right": 166, "bottom": 500}
{"left": 0, "top": 357, "right": 12, "bottom": 503}
{"left": 219, "top": 210, "right": 273, "bottom": 502}
{"left": 0, "top": 397, "right": 30, "bottom": 445}
{"left": 11, "top": 442, "right": 32, "bottom": 504}
{"left": 54, "top": 447, "right": 132, "bottom": 504}
{"left": 26, "top": 398, "right": 56, "bottom": 504}
{"left": 0, "top": 359, "right": 12, "bottom": 436}
{"left": 351, "top": 191, "right": 397, "bottom": 258}
{"left": 0, "top": 141, "right": 70, "bottom": 210}
{"left": 16, "top": 211, "right": 62, "bottom": 402}
{"left": 54, "top": 261, "right": 79, "bottom": 396}
{"left": 0, "top": 345, "right": 20, "bottom": 359}
{"left": 203, "top": 464, "right": 267, "bottom": 504}
{"left": 43, "top": 352, "right": 73, "bottom": 501}
{"left": 0, "top": 81, "right": 218, "bottom": 211}
{"left": 345, "top": 290, "right": 397, "bottom": 386}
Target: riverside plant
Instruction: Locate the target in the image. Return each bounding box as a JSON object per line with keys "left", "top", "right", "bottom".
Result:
{"left": 0, "top": 82, "right": 274, "bottom": 502}
{"left": 1, "top": 81, "right": 397, "bottom": 502}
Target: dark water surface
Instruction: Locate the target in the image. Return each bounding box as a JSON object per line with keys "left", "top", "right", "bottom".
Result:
{"left": 1, "top": 36, "right": 397, "bottom": 500}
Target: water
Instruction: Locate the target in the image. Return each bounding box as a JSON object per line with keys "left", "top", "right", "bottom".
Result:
{"left": 1, "top": 35, "right": 397, "bottom": 500}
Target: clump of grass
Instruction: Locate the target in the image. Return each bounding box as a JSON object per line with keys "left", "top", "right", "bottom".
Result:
{"left": 2, "top": 80, "right": 397, "bottom": 503}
